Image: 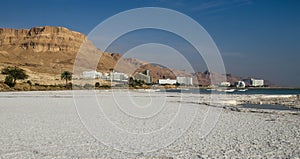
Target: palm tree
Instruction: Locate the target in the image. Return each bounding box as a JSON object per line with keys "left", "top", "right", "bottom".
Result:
{"left": 61, "top": 71, "right": 72, "bottom": 87}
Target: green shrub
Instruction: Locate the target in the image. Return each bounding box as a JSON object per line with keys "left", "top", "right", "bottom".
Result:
{"left": 4, "top": 75, "right": 15, "bottom": 87}
{"left": 66, "top": 82, "right": 72, "bottom": 89}
{"left": 83, "top": 83, "right": 94, "bottom": 89}
{"left": 27, "top": 80, "right": 32, "bottom": 86}
{"left": 100, "top": 85, "right": 111, "bottom": 88}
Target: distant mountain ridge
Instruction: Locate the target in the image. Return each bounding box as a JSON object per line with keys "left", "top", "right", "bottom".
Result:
{"left": 0, "top": 26, "right": 271, "bottom": 86}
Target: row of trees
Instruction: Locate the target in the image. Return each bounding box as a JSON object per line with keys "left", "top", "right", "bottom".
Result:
{"left": 1, "top": 66, "right": 72, "bottom": 88}
{"left": 1, "top": 66, "right": 151, "bottom": 89}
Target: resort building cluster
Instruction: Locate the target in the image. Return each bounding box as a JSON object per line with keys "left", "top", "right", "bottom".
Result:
{"left": 81, "top": 70, "right": 264, "bottom": 87}
{"left": 81, "top": 70, "right": 193, "bottom": 86}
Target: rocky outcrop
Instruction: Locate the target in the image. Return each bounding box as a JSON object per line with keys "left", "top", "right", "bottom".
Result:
{"left": 0, "top": 26, "right": 85, "bottom": 53}
{"left": 0, "top": 26, "right": 106, "bottom": 84}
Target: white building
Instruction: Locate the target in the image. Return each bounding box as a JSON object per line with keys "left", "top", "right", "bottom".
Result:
{"left": 101, "top": 73, "right": 110, "bottom": 80}
{"left": 176, "top": 77, "right": 193, "bottom": 85}
{"left": 82, "top": 71, "right": 102, "bottom": 79}
{"left": 251, "top": 78, "right": 264, "bottom": 87}
{"left": 134, "top": 72, "right": 152, "bottom": 84}
{"left": 112, "top": 72, "right": 128, "bottom": 81}
{"left": 158, "top": 79, "right": 177, "bottom": 85}
{"left": 220, "top": 81, "right": 231, "bottom": 87}
{"left": 100, "top": 72, "right": 128, "bottom": 81}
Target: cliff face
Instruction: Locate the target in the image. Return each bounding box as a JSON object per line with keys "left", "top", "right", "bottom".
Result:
{"left": 0, "top": 26, "right": 122, "bottom": 84}
{"left": 0, "top": 26, "right": 85, "bottom": 53}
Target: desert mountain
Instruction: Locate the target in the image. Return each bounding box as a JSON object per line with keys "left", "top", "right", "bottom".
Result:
{"left": 0, "top": 26, "right": 260, "bottom": 86}
{"left": 0, "top": 26, "right": 83, "bottom": 82}
{"left": 0, "top": 26, "right": 190, "bottom": 83}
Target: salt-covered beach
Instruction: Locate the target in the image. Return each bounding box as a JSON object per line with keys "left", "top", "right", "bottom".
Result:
{"left": 0, "top": 90, "right": 299, "bottom": 158}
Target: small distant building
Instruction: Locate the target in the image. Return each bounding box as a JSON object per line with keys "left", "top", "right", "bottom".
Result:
{"left": 176, "top": 76, "right": 193, "bottom": 85}
{"left": 235, "top": 81, "right": 246, "bottom": 88}
{"left": 250, "top": 78, "right": 264, "bottom": 87}
{"left": 134, "top": 70, "right": 152, "bottom": 84}
{"left": 82, "top": 71, "right": 102, "bottom": 79}
{"left": 220, "top": 81, "right": 231, "bottom": 87}
{"left": 134, "top": 73, "right": 152, "bottom": 84}
{"left": 112, "top": 72, "right": 128, "bottom": 82}
{"left": 158, "top": 79, "right": 177, "bottom": 85}
{"left": 100, "top": 72, "right": 128, "bottom": 81}
{"left": 101, "top": 72, "right": 110, "bottom": 80}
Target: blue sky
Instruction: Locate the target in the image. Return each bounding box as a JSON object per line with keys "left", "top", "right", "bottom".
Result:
{"left": 1, "top": 0, "right": 299, "bottom": 86}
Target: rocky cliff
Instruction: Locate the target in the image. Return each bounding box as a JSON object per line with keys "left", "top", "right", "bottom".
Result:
{"left": 0, "top": 26, "right": 123, "bottom": 84}
{"left": 0, "top": 26, "right": 85, "bottom": 53}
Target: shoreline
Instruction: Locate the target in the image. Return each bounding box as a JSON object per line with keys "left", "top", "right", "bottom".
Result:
{"left": 1, "top": 89, "right": 299, "bottom": 111}
{"left": 1, "top": 84, "right": 300, "bottom": 92}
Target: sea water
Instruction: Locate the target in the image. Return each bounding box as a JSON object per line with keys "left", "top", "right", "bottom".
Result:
{"left": 163, "top": 88, "right": 300, "bottom": 95}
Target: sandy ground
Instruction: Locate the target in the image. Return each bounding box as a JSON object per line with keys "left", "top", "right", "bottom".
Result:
{"left": 0, "top": 90, "right": 299, "bottom": 159}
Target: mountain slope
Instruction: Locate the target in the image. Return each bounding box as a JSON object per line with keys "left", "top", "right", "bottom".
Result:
{"left": 0, "top": 26, "right": 188, "bottom": 84}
